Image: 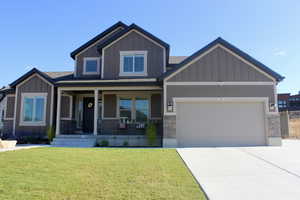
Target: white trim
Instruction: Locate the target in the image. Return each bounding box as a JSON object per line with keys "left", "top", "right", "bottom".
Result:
{"left": 164, "top": 44, "right": 276, "bottom": 82}
{"left": 57, "top": 78, "right": 157, "bottom": 84}
{"left": 94, "top": 89, "right": 99, "bottom": 135}
{"left": 49, "top": 85, "right": 54, "bottom": 126}
{"left": 55, "top": 88, "right": 62, "bottom": 135}
{"left": 116, "top": 94, "right": 151, "bottom": 121}
{"left": 273, "top": 84, "right": 278, "bottom": 112}
{"left": 3, "top": 95, "right": 15, "bottom": 120}
{"left": 165, "top": 82, "right": 275, "bottom": 86}
{"left": 60, "top": 94, "right": 73, "bottom": 120}
{"left": 119, "top": 51, "right": 148, "bottom": 77}
{"left": 19, "top": 93, "right": 48, "bottom": 126}
{"left": 102, "top": 29, "right": 167, "bottom": 79}
{"left": 83, "top": 57, "right": 100, "bottom": 75}
{"left": 173, "top": 97, "right": 269, "bottom": 103}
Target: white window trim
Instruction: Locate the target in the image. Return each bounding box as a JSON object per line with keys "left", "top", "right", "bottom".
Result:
{"left": 61, "top": 95, "right": 73, "bottom": 120}
{"left": 83, "top": 57, "right": 100, "bottom": 75}
{"left": 20, "top": 93, "right": 47, "bottom": 126}
{"left": 119, "top": 51, "right": 147, "bottom": 76}
{"left": 117, "top": 94, "right": 151, "bottom": 121}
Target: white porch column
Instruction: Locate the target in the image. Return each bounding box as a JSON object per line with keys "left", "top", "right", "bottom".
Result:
{"left": 55, "top": 88, "right": 62, "bottom": 136}
{"left": 93, "top": 89, "right": 99, "bottom": 135}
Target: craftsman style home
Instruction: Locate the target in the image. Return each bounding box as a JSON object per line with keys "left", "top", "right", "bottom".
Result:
{"left": 0, "top": 21, "right": 284, "bottom": 147}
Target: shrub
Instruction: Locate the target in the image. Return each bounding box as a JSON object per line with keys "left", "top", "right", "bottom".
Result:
{"left": 98, "top": 140, "right": 109, "bottom": 147}
{"left": 146, "top": 122, "right": 157, "bottom": 146}
{"left": 123, "top": 141, "right": 129, "bottom": 146}
{"left": 47, "top": 126, "right": 55, "bottom": 143}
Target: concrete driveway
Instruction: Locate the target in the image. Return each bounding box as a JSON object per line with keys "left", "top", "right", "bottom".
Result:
{"left": 177, "top": 140, "right": 300, "bottom": 200}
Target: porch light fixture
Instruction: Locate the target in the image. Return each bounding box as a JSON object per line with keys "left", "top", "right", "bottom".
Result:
{"left": 269, "top": 103, "right": 276, "bottom": 110}
{"left": 167, "top": 101, "right": 173, "bottom": 112}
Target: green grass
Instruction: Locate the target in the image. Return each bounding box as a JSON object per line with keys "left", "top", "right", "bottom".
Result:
{"left": 0, "top": 148, "right": 206, "bottom": 200}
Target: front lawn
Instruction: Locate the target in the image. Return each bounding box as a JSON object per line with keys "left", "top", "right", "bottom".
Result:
{"left": 0, "top": 148, "right": 205, "bottom": 200}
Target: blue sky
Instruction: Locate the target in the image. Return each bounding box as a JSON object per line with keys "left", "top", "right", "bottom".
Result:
{"left": 0, "top": 0, "right": 299, "bottom": 93}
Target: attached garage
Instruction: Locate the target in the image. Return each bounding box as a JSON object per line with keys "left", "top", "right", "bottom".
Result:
{"left": 175, "top": 98, "right": 267, "bottom": 147}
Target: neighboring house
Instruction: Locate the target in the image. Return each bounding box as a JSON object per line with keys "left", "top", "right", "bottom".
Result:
{"left": 278, "top": 93, "right": 300, "bottom": 111}
{"left": 1, "top": 21, "right": 284, "bottom": 147}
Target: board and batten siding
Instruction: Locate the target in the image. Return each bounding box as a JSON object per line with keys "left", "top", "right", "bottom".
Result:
{"left": 75, "top": 27, "right": 124, "bottom": 78}
{"left": 167, "top": 85, "right": 275, "bottom": 106}
{"left": 15, "top": 75, "right": 53, "bottom": 137}
{"left": 5, "top": 96, "right": 15, "bottom": 119}
{"left": 167, "top": 47, "right": 273, "bottom": 82}
{"left": 151, "top": 93, "right": 162, "bottom": 118}
{"left": 103, "top": 94, "right": 117, "bottom": 118}
{"left": 103, "top": 31, "right": 164, "bottom": 79}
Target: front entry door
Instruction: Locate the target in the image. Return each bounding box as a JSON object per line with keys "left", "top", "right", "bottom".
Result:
{"left": 83, "top": 97, "right": 94, "bottom": 133}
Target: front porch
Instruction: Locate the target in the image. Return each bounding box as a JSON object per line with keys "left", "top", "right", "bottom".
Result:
{"left": 55, "top": 87, "right": 163, "bottom": 146}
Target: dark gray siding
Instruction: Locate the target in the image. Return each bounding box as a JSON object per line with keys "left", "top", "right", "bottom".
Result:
{"left": 168, "top": 47, "right": 273, "bottom": 82}
{"left": 15, "top": 75, "right": 52, "bottom": 138}
{"left": 76, "top": 27, "right": 123, "bottom": 78}
{"left": 151, "top": 94, "right": 162, "bottom": 118}
{"left": 167, "top": 84, "right": 275, "bottom": 106}
{"left": 5, "top": 96, "right": 15, "bottom": 118}
{"left": 61, "top": 96, "right": 71, "bottom": 118}
{"left": 103, "top": 31, "right": 164, "bottom": 79}
{"left": 103, "top": 94, "right": 117, "bottom": 118}
{"left": 2, "top": 120, "right": 13, "bottom": 137}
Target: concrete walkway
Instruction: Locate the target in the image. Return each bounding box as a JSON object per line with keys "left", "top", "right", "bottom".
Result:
{"left": 177, "top": 140, "right": 300, "bottom": 200}
{"left": 0, "top": 144, "right": 48, "bottom": 152}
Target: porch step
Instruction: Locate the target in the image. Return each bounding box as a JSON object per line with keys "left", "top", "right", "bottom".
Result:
{"left": 51, "top": 136, "right": 96, "bottom": 147}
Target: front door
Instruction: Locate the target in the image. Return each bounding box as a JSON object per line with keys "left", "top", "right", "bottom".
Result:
{"left": 83, "top": 97, "right": 94, "bottom": 133}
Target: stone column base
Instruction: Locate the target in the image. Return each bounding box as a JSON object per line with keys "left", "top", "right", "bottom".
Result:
{"left": 163, "top": 138, "right": 178, "bottom": 148}
{"left": 268, "top": 137, "right": 282, "bottom": 146}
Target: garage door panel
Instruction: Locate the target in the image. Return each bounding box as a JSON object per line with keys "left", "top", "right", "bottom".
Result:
{"left": 176, "top": 101, "right": 266, "bottom": 147}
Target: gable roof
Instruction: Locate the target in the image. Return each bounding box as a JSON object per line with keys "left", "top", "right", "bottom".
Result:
{"left": 9, "top": 68, "right": 55, "bottom": 87}
{"left": 161, "top": 37, "right": 285, "bottom": 82}
{"left": 70, "top": 21, "right": 127, "bottom": 59}
{"left": 97, "top": 23, "right": 170, "bottom": 53}
{"left": 169, "top": 56, "right": 188, "bottom": 64}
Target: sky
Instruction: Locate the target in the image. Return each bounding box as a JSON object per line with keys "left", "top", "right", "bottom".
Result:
{"left": 0, "top": 0, "right": 299, "bottom": 94}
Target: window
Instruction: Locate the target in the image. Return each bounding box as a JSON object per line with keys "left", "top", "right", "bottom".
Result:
{"left": 119, "top": 98, "right": 132, "bottom": 121}
{"left": 135, "top": 98, "right": 149, "bottom": 122}
{"left": 83, "top": 57, "right": 100, "bottom": 74}
{"left": 278, "top": 100, "right": 287, "bottom": 108}
{"left": 120, "top": 51, "right": 147, "bottom": 76}
{"left": 20, "top": 93, "right": 47, "bottom": 126}
{"left": 118, "top": 96, "right": 149, "bottom": 122}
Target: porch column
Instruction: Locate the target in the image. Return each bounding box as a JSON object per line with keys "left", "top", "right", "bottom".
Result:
{"left": 93, "top": 89, "right": 99, "bottom": 135}
{"left": 55, "top": 88, "right": 62, "bottom": 136}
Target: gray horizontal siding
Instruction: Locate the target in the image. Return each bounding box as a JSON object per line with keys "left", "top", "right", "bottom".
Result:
{"left": 168, "top": 47, "right": 273, "bottom": 82}
{"left": 103, "top": 31, "right": 164, "bottom": 79}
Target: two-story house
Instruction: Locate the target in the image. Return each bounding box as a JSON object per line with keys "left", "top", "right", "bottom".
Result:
{"left": 0, "top": 21, "right": 284, "bottom": 147}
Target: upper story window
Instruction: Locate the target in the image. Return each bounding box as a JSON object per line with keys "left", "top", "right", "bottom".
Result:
{"left": 120, "top": 51, "right": 147, "bottom": 76}
{"left": 83, "top": 57, "right": 100, "bottom": 75}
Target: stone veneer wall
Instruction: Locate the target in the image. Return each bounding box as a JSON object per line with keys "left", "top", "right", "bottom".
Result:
{"left": 163, "top": 115, "right": 176, "bottom": 139}
{"left": 266, "top": 114, "right": 281, "bottom": 137}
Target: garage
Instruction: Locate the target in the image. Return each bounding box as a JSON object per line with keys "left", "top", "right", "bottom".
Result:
{"left": 175, "top": 98, "right": 267, "bottom": 147}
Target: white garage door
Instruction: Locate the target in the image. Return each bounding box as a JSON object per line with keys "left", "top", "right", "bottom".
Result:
{"left": 176, "top": 99, "right": 266, "bottom": 147}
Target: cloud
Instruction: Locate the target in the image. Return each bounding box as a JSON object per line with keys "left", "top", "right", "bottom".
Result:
{"left": 25, "top": 66, "right": 33, "bottom": 71}
{"left": 274, "top": 50, "right": 286, "bottom": 56}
